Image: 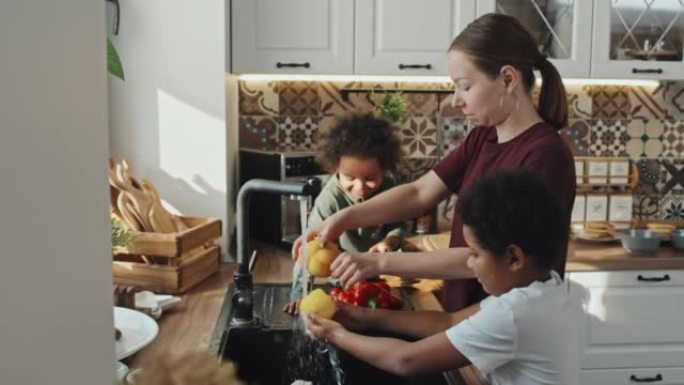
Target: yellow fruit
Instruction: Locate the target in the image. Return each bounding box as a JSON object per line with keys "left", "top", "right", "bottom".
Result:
{"left": 305, "top": 241, "right": 340, "bottom": 278}
{"left": 306, "top": 240, "right": 323, "bottom": 256}
{"left": 299, "top": 289, "right": 337, "bottom": 319}
{"left": 308, "top": 259, "right": 331, "bottom": 278}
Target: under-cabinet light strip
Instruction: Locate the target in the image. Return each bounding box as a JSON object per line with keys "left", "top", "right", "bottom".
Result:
{"left": 237, "top": 74, "right": 660, "bottom": 87}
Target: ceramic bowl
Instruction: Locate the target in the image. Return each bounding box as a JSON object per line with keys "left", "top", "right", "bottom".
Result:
{"left": 620, "top": 230, "right": 661, "bottom": 253}
{"left": 670, "top": 229, "right": 684, "bottom": 251}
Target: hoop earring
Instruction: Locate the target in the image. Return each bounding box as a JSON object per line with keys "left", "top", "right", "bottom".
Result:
{"left": 499, "top": 94, "right": 520, "bottom": 111}
{"left": 498, "top": 94, "right": 520, "bottom": 112}
{"left": 515, "top": 96, "right": 520, "bottom": 112}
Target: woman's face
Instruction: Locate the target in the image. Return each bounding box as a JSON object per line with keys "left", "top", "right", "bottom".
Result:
{"left": 447, "top": 50, "right": 509, "bottom": 127}
{"left": 337, "top": 155, "right": 384, "bottom": 201}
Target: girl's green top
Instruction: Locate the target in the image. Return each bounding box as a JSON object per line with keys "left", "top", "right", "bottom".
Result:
{"left": 290, "top": 174, "right": 405, "bottom": 300}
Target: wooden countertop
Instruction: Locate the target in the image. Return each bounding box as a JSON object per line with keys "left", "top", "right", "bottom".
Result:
{"left": 416, "top": 231, "right": 684, "bottom": 271}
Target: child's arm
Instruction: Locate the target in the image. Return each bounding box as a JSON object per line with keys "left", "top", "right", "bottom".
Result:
{"left": 334, "top": 301, "right": 480, "bottom": 339}
{"left": 307, "top": 314, "right": 470, "bottom": 376}
{"left": 313, "top": 171, "right": 452, "bottom": 246}
{"left": 331, "top": 247, "right": 474, "bottom": 289}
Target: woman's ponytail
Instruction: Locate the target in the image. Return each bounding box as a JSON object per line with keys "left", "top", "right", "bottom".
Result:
{"left": 536, "top": 58, "right": 568, "bottom": 130}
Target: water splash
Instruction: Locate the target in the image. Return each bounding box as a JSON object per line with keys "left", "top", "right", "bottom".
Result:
{"left": 284, "top": 317, "right": 340, "bottom": 385}
{"left": 328, "top": 345, "right": 345, "bottom": 385}
{"left": 299, "top": 197, "right": 312, "bottom": 298}
{"left": 285, "top": 197, "right": 345, "bottom": 385}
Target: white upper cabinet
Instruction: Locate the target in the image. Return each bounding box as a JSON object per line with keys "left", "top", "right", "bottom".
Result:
{"left": 231, "top": 0, "right": 354, "bottom": 74}
{"left": 591, "top": 0, "right": 684, "bottom": 79}
{"left": 354, "top": 0, "right": 475, "bottom": 75}
{"left": 477, "top": 0, "right": 594, "bottom": 78}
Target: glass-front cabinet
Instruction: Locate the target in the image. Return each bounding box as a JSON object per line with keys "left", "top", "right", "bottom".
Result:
{"left": 477, "top": 0, "right": 593, "bottom": 78}
{"left": 592, "top": 0, "right": 684, "bottom": 79}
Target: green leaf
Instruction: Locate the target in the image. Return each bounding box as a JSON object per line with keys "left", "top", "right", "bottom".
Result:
{"left": 107, "top": 37, "right": 125, "bottom": 80}
{"left": 111, "top": 217, "right": 135, "bottom": 252}
{"left": 372, "top": 91, "right": 408, "bottom": 123}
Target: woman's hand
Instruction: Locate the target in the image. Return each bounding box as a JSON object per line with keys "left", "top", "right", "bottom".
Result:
{"left": 292, "top": 210, "right": 349, "bottom": 261}
{"left": 330, "top": 252, "right": 381, "bottom": 290}
{"left": 305, "top": 313, "right": 345, "bottom": 343}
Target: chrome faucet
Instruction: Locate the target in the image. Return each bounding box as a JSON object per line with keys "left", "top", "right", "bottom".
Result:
{"left": 231, "top": 178, "right": 321, "bottom": 326}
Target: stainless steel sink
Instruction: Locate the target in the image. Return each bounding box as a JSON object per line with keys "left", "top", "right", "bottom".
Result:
{"left": 210, "top": 283, "right": 455, "bottom": 385}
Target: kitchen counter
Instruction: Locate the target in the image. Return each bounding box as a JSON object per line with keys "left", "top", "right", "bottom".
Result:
{"left": 127, "top": 233, "right": 684, "bottom": 385}
{"left": 416, "top": 231, "right": 684, "bottom": 271}
{"left": 125, "top": 240, "right": 487, "bottom": 385}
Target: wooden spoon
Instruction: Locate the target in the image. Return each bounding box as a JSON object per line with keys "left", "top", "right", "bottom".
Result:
{"left": 141, "top": 178, "right": 188, "bottom": 232}
{"left": 115, "top": 164, "right": 154, "bottom": 231}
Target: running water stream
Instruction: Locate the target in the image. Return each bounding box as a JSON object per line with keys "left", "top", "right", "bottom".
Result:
{"left": 299, "top": 198, "right": 313, "bottom": 298}
{"left": 288, "top": 196, "right": 344, "bottom": 385}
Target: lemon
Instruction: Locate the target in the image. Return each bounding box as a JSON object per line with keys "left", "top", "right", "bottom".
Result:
{"left": 305, "top": 241, "right": 340, "bottom": 278}
{"left": 299, "top": 288, "right": 337, "bottom": 319}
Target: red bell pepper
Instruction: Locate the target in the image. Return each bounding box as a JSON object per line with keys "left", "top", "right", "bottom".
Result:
{"left": 328, "top": 280, "right": 404, "bottom": 309}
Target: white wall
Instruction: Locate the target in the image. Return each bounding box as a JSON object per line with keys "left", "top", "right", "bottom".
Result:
{"left": 108, "top": 0, "right": 230, "bottom": 258}
{"left": 0, "top": 1, "right": 114, "bottom": 385}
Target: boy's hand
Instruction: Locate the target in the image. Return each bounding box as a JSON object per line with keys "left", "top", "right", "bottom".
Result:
{"left": 333, "top": 300, "right": 370, "bottom": 332}
{"left": 305, "top": 313, "right": 345, "bottom": 343}
{"left": 330, "top": 252, "right": 381, "bottom": 290}
{"left": 282, "top": 299, "right": 301, "bottom": 316}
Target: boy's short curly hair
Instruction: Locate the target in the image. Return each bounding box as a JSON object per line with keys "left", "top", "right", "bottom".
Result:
{"left": 316, "top": 113, "right": 403, "bottom": 173}
{"left": 457, "top": 169, "right": 569, "bottom": 270}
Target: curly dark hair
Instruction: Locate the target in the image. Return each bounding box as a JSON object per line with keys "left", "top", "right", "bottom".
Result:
{"left": 315, "top": 113, "right": 402, "bottom": 173}
{"left": 457, "top": 169, "right": 569, "bottom": 270}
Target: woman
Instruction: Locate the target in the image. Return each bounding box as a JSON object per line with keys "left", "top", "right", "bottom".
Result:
{"left": 295, "top": 13, "right": 576, "bottom": 312}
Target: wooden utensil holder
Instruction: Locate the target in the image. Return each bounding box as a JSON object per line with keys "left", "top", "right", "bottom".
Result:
{"left": 112, "top": 216, "right": 222, "bottom": 293}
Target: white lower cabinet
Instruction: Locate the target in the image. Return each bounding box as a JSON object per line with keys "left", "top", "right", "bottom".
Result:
{"left": 581, "top": 367, "right": 684, "bottom": 385}
{"left": 568, "top": 270, "right": 684, "bottom": 382}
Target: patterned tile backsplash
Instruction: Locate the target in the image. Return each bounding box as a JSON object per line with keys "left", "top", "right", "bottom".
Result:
{"left": 238, "top": 79, "right": 684, "bottom": 222}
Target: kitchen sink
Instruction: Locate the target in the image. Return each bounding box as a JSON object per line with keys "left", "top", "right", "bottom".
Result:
{"left": 210, "top": 284, "right": 455, "bottom": 385}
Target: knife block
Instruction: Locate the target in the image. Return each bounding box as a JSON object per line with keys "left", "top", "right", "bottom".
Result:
{"left": 112, "top": 216, "right": 222, "bottom": 294}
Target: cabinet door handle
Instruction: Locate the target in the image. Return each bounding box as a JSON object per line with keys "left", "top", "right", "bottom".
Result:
{"left": 630, "top": 373, "right": 662, "bottom": 382}
{"left": 632, "top": 68, "right": 663, "bottom": 74}
{"left": 276, "top": 62, "right": 311, "bottom": 69}
{"left": 398, "top": 64, "right": 432, "bottom": 70}
{"left": 637, "top": 274, "right": 670, "bottom": 282}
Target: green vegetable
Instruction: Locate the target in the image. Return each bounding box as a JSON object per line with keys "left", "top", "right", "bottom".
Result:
{"left": 373, "top": 91, "right": 408, "bottom": 123}
{"left": 111, "top": 217, "right": 135, "bottom": 252}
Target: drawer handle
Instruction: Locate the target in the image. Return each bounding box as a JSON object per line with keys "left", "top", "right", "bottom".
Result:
{"left": 630, "top": 373, "right": 662, "bottom": 382}
{"left": 398, "top": 63, "right": 432, "bottom": 70}
{"left": 637, "top": 274, "right": 670, "bottom": 282}
{"left": 632, "top": 68, "right": 663, "bottom": 74}
{"left": 276, "top": 62, "right": 311, "bottom": 69}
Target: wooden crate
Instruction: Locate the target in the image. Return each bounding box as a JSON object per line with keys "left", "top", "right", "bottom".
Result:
{"left": 122, "top": 216, "right": 220, "bottom": 258}
{"left": 112, "top": 216, "right": 222, "bottom": 293}
{"left": 113, "top": 245, "right": 220, "bottom": 294}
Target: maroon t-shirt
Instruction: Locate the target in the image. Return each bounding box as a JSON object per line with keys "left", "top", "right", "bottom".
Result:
{"left": 433, "top": 122, "right": 576, "bottom": 312}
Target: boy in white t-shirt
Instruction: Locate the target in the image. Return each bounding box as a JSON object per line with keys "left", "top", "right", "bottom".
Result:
{"left": 305, "top": 170, "right": 580, "bottom": 385}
